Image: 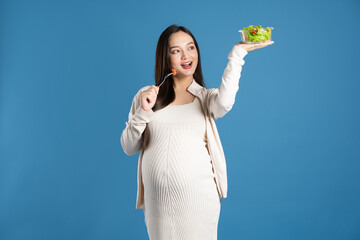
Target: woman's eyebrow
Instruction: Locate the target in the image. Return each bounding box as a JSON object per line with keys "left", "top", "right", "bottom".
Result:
{"left": 169, "top": 42, "right": 194, "bottom": 50}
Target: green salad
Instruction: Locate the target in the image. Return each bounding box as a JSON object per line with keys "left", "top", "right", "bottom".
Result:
{"left": 242, "top": 25, "right": 272, "bottom": 42}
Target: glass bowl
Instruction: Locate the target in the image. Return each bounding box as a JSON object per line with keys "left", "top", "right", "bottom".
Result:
{"left": 239, "top": 27, "right": 274, "bottom": 43}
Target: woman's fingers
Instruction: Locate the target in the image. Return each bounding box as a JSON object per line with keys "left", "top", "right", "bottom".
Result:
{"left": 253, "top": 41, "right": 273, "bottom": 50}
{"left": 147, "top": 85, "right": 159, "bottom": 95}
{"left": 140, "top": 85, "right": 159, "bottom": 111}
{"left": 142, "top": 86, "right": 158, "bottom": 97}
{"left": 145, "top": 92, "right": 156, "bottom": 102}
{"left": 236, "top": 40, "right": 274, "bottom": 52}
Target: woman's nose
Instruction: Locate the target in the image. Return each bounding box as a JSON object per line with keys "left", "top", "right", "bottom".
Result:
{"left": 181, "top": 51, "right": 188, "bottom": 59}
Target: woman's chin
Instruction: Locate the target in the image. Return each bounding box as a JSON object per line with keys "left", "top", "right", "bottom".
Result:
{"left": 176, "top": 70, "right": 195, "bottom": 78}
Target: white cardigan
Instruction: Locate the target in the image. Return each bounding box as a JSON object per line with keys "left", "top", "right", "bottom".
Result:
{"left": 121, "top": 45, "right": 248, "bottom": 209}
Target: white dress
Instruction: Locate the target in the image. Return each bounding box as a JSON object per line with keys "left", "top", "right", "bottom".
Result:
{"left": 141, "top": 97, "right": 221, "bottom": 240}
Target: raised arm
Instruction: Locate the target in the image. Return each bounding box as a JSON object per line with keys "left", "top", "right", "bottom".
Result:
{"left": 207, "top": 45, "right": 248, "bottom": 120}
{"left": 208, "top": 40, "right": 274, "bottom": 120}
{"left": 120, "top": 86, "right": 155, "bottom": 156}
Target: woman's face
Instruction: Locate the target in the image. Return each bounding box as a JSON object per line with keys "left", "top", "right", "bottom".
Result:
{"left": 168, "top": 31, "right": 198, "bottom": 79}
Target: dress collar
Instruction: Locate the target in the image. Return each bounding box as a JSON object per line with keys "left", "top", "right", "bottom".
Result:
{"left": 187, "top": 78, "right": 204, "bottom": 96}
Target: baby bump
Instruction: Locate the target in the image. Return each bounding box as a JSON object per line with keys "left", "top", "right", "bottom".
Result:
{"left": 142, "top": 142, "right": 215, "bottom": 193}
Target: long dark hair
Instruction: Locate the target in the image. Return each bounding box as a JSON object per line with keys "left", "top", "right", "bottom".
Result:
{"left": 153, "top": 24, "right": 205, "bottom": 111}
{"left": 142, "top": 24, "right": 205, "bottom": 150}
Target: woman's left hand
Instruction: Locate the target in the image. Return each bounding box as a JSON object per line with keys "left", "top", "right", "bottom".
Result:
{"left": 235, "top": 40, "right": 274, "bottom": 52}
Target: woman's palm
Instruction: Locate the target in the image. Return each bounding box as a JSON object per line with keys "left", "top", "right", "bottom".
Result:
{"left": 236, "top": 40, "right": 274, "bottom": 52}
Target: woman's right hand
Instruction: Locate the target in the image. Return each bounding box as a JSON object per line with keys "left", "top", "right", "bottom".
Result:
{"left": 140, "top": 85, "right": 159, "bottom": 112}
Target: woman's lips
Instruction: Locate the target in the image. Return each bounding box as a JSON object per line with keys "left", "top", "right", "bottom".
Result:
{"left": 181, "top": 62, "right": 192, "bottom": 69}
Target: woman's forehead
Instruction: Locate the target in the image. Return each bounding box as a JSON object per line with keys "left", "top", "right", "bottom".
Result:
{"left": 169, "top": 31, "right": 194, "bottom": 47}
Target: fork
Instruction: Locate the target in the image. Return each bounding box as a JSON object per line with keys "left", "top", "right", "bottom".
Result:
{"left": 158, "top": 69, "right": 177, "bottom": 88}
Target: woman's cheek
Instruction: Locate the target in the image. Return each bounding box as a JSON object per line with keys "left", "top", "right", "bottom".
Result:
{"left": 193, "top": 61, "right": 198, "bottom": 71}
{"left": 170, "top": 56, "right": 178, "bottom": 68}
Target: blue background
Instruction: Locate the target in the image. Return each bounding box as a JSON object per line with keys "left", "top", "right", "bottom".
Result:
{"left": 1, "top": 0, "right": 359, "bottom": 239}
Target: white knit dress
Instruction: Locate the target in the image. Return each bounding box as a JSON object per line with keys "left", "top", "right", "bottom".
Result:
{"left": 141, "top": 97, "right": 221, "bottom": 240}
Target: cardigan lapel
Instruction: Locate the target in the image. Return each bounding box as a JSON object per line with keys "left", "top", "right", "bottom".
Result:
{"left": 187, "top": 79, "right": 227, "bottom": 199}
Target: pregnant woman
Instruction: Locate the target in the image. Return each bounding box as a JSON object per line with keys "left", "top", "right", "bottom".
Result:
{"left": 121, "top": 24, "right": 274, "bottom": 240}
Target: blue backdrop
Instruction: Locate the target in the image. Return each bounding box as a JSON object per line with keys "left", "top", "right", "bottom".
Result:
{"left": 1, "top": 0, "right": 359, "bottom": 239}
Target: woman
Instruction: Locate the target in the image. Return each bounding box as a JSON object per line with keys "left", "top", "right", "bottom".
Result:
{"left": 121, "top": 24, "right": 274, "bottom": 239}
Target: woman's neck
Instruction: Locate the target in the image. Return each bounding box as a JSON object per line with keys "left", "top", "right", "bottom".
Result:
{"left": 172, "top": 75, "right": 193, "bottom": 92}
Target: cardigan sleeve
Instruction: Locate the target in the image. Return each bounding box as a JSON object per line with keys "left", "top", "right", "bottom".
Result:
{"left": 120, "top": 86, "right": 155, "bottom": 156}
{"left": 207, "top": 45, "right": 248, "bottom": 120}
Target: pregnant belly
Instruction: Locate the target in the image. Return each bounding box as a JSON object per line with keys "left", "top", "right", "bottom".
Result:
{"left": 141, "top": 143, "right": 214, "bottom": 191}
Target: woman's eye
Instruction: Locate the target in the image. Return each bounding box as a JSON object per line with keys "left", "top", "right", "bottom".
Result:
{"left": 171, "top": 50, "right": 179, "bottom": 54}
{"left": 189, "top": 46, "right": 195, "bottom": 50}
